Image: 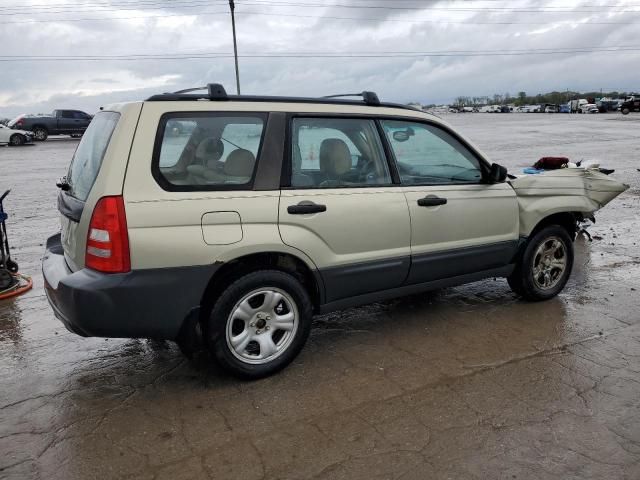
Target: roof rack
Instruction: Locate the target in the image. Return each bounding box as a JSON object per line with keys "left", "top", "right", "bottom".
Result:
{"left": 322, "top": 92, "right": 380, "bottom": 106}
{"left": 145, "top": 83, "right": 420, "bottom": 112}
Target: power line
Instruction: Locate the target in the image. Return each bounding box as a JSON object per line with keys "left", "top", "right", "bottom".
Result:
{"left": 0, "top": 10, "right": 230, "bottom": 24}
{"left": 1, "top": 45, "right": 639, "bottom": 61}
{"left": 237, "top": 0, "right": 640, "bottom": 13}
{"left": 2, "top": 8, "right": 639, "bottom": 25}
{"left": 1, "top": 0, "right": 639, "bottom": 15}
{"left": 0, "top": 0, "right": 230, "bottom": 15}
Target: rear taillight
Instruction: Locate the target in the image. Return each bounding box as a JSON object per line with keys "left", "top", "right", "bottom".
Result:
{"left": 85, "top": 196, "right": 130, "bottom": 273}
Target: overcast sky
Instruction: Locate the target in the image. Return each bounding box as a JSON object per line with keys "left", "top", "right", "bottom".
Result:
{"left": 0, "top": 0, "right": 639, "bottom": 117}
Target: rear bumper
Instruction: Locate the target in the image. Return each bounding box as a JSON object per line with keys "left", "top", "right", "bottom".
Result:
{"left": 42, "top": 233, "right": 218, "bottom": 339}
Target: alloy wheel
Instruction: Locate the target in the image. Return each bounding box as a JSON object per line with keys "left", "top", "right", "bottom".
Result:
{"left": 225, "top": 288, "right": 299, "bottom": 365}
{"left": 532, "top": 236, "right": 567, "bottom": 290}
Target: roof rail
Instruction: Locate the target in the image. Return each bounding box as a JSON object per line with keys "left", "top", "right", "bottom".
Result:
{"left": 322, "top": 91, "right": 380, "bottom": 106}
{"left": 145, "top": 83, "right": 421, "bottom": 112}
{"left": 173, "top": 83, "right": 228, "bottom": 99}
{"left": 148, "top": 83, "right": 229, "bottom": 101}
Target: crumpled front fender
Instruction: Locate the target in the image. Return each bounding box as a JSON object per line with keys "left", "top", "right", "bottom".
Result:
{"left": 509, "top": 169, "right": 629, "bottom": 236}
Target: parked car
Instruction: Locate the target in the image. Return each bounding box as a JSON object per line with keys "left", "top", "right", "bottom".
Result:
{"left": 0, "top": 123, "right": 33, "bottom": 146}
{"left": 544, "top": 104, "right": 558, "bottom": 113}
{"left": 9, "top": 109, "right": 92, "bottom": 141}
{"left": 42, "top": 84, "right": 629, "bottom": 378}
{"left": 620, "top": 96, "right": 640, "bottom": 115}
{"left": 597, "top": 100, "right": 620, "bottom": 113}
{"left": 480, "top": 105, "right": 501, "bottom": 113}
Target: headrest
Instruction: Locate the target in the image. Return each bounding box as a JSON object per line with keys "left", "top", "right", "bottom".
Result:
{"left": 224, "top": 149, "right": 255, "bottom": 177}
{"left": 320, "top": 138, "right": 351, "bottom": 177}
{"left": 195, "top": 137, "right": 224, "bottom": 166}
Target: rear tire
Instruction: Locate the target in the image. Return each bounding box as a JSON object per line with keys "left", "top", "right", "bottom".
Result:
{"left": 9, "top": 134, "right": 24, "bottom": 146}
{"left": 508, "top": 225, "right": 574, "bottom": 301}
{"left": 33, "top": 127, "right": 48, "bottom": 141}
{"left": 622, "top": 108, "right": 630, "bottom": 115}
{"left": 204, "top": 270, "right": 312, "bottom": 379}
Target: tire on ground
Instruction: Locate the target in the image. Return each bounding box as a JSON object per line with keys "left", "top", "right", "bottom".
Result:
{"left": 507, "top": 225, "right": 574, "bottom": 301}
{"left": 204, "top": 269, "right": 313, "bottom": 379}
{"left": 33, "top": 127, "right": 48, "bottom": 141}
{"left": 9, "top": 134, "right": 24, "bottom": 146}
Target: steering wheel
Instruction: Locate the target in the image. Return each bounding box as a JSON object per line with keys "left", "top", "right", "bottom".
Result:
{"left": 356, "top": 158, "right": 378, "bottom": 183}
{"left": 450, "top": 168, "right": 481, "bottom": 182}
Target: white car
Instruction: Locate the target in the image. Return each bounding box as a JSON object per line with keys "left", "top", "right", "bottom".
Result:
{"left": 0, "top": 123, "right": 33, "bottom": 146}
{"left": 579, "top": 103, "right": 598, "bottom": 114}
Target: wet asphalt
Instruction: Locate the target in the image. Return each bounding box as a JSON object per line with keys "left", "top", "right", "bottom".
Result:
{"left": 1, "top": 113, "right": 639, "bottom": 479}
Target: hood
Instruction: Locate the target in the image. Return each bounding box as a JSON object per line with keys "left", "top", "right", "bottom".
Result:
{"left": 509, "top": 168, "right": 629, "bottom": 209}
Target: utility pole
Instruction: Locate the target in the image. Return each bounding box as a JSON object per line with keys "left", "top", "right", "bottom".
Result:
{"left": 229, "top": 0, "right": 241, "bottom": 95}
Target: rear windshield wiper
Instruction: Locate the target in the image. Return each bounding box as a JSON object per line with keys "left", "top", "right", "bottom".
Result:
{"left": 56, "top": 177, "right": 71, "bottom": 191}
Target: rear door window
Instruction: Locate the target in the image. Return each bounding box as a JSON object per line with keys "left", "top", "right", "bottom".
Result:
{"left": 289, "top": 117, "right": 391, "bottom": 188}
{"left": 67, "top": 111, "right": 119, "bottom": 201}
{"left": 154, "top": 113, "right": 266, "bottom": 190}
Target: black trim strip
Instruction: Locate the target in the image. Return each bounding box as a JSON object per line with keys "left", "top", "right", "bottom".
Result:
{"left": 375, "top": 118, "right": 401, "bottom": 185}
{"left": 320, "top": 256, "right": 411, "bottom": 303}
{"left": 406, "top": 241, "right": 518, "bottom": 285}
{"left": 254, "top": 112, "right": 285, "bottom": 191}
{"left": 319, "top": 265, "right": 515, "bottom": 314}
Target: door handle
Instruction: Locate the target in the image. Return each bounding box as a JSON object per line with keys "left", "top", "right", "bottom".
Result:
{"left": 417, "top": 196, "right": 447, "bottom": 207}
{"left": 287, "top": 201, "right": 327, "bottom": 215}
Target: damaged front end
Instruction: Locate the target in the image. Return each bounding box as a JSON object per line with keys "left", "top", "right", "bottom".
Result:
{"left": 509, "top": 168, "right": 629, "bottom": 236}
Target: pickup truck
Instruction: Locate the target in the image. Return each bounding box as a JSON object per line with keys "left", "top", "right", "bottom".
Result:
{"left": 8, "top": 110, "right": 92, "bottom": 141}
{"left": 620, "top": 96, "right": 640, "bottom": 115}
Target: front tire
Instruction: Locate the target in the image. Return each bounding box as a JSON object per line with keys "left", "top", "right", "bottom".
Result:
{"left": 622, "top": 108, "right": 630, "bottom": 115}
{"left": 9, "top": 134, "right": 24, "bottom": 146}
{"left": 508, "top": 225, "right": 574, "bottom": 301}
{"left": 33, "top": 127, "right": 48, "bottom": 141}
{"left": 205, "top": 270, "right": 312, "bottom": 379}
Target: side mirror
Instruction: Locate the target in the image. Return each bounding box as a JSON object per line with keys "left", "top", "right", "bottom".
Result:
{"left": 488, "top": 163, "right": 508, "bottom": 183}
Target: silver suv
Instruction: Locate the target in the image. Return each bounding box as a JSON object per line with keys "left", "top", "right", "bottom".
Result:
{"left": 43, "top": 84, "right": 628, "bottom": 378}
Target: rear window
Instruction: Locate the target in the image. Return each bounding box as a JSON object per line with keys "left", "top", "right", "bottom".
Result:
{"left": 153, "top": 113, "right": 266, "bottom": 191}
{"left": 67, "top": 111, "right": 120, "bottom": 201}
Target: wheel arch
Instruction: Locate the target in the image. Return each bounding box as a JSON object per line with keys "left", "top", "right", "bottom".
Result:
{"left": 528, "top": 211, "right": 584, "bottom": 240}
{"left": 199, "top": 251, "right": 323, "bottom": 322}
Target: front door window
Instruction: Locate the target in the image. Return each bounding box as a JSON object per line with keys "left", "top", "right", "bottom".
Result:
{"left": 380, "top": 120, "right": 483, "bottom": 185}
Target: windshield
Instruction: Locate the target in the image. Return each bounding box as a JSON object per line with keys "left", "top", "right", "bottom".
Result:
{"left": 67, "top": 111, "right": 120, "bottom": 202}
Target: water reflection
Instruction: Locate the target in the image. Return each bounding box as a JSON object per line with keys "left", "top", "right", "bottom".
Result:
{"left": 0, "top": 298, "right": 24, "bottom": 344}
